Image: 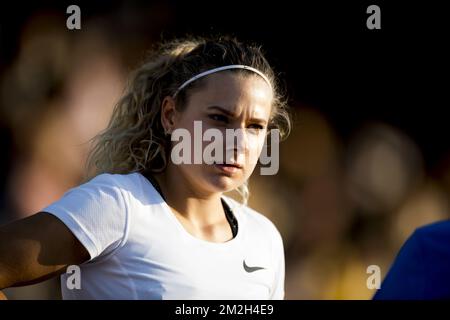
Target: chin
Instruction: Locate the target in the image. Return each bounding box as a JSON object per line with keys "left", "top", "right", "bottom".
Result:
{"left": 204, "top": 173, "right": 242, "bottom": 193}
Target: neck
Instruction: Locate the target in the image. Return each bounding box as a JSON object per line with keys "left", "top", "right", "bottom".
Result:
{"left": 152, "top": 164, "right": 225, "bottom": 227}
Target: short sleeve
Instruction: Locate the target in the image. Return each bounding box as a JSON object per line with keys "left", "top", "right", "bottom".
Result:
{"left": 270, "top": 227, "right": 285, "bottom": 300}
{"left": 41, "top": 173, "right": 129, "bottom": 262}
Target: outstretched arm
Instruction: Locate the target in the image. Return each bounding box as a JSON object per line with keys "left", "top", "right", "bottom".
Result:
{"left": 0, "top": 212, "right": 89, "bottom": 291}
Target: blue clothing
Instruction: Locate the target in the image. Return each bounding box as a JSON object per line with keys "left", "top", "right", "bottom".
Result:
{"left": 374, "top": 220, "right": 450, "bottom": 300}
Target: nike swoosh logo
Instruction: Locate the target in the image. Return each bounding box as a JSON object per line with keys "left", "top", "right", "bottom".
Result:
{"left": 243, "top": 260, "right": 265, "bottom": 273}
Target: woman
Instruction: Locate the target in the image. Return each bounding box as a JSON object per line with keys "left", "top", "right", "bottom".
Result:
{"left": 0, "top": 36, "right": 291, "bottom": 299}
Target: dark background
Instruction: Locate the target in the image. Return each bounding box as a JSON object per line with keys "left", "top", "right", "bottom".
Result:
{"left": 1, "top": 1, "right": 447, "bottom": 167}
{"left": 0, "top": 0, "right": 449, "bottom": 299}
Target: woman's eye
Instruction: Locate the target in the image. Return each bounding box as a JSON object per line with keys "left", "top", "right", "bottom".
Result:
{"left": 247, "top": 124, "right": 264, "bottom": 130}
{"left": 209, "top": 114, "right": 228, "bottom": 123}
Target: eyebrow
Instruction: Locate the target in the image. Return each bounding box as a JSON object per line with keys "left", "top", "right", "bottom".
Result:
{"left": 207, "top": 105, "right": 236, "bottom": 117}
{"left": 207, "top": 105, "right": 268, "bottom": 125}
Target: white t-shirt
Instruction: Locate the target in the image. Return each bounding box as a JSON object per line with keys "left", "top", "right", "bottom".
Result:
{"left": 42, "top": 172, "right": 285, "bottom": 300}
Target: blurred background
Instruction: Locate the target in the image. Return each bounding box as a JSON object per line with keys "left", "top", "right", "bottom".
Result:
{"left": 0, "top": 0, "right": 448, "bottom": 299}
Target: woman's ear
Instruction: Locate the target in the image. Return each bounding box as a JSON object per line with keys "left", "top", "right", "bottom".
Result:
{"left": 160, "top": 96, "right": 177, "bottom": 134}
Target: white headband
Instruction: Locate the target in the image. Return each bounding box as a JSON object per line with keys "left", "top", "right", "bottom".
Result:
{"left": 173, "top": 64, "right": 271, "bottom": 97}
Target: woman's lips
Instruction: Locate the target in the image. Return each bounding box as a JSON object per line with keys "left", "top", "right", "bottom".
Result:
{"left": 213, "top": 162, "right": 243, "bottom": 174}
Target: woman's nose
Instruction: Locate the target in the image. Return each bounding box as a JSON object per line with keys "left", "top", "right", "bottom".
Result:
{"left": 224, "top": 128, "right": 249, "bottom": 163}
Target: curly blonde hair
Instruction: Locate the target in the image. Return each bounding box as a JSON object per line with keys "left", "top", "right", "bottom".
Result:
{"left": 85, "top": 36, "right": 291, "bottom": 204}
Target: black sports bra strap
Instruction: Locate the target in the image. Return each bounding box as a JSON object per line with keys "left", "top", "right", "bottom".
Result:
{"left": 142, "top": 171, "right": 238, "bottom": 238}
